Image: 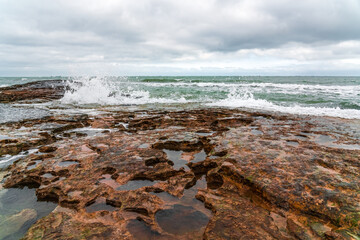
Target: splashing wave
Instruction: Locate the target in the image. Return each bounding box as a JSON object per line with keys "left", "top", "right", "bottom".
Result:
{"left": 61, "top": 76, "right": 187, "bottom": 105}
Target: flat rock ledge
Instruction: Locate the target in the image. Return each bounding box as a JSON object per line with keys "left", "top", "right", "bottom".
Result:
{"left": 0, "top": 80, "right": 66, "bottom": 103}
{"left": 1, "top": 107, "right": 359, "bottom": 239}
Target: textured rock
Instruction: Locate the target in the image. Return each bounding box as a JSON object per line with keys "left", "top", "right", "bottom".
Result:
{"left": 0, "top": 80, "right": 66, "bottom": 103}
{"left": 0, "top": 108, "right": 359, "bottom": 239}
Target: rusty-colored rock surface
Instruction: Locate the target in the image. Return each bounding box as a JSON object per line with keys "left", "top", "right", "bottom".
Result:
{"left": 0, "top": 80, "right": 66, "bottom": 102}
{"left": 1, "top": 108, "right": 359, "bottom": 239}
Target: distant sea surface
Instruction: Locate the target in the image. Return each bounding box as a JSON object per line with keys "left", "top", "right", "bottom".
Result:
{"left": 1, "top": 76, "right": 360, "bottom": 122}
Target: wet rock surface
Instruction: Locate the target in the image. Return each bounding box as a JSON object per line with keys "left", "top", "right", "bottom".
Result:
{"left": 0, "top": 107, "right": 359, "bottom": 239}
{"left": 0, "top": 80, "right": 66, "bottom": 103}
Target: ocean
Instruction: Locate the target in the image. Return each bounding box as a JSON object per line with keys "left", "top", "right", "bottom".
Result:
{"left": 1, "top": 76, "right": 360, "bottom": 122}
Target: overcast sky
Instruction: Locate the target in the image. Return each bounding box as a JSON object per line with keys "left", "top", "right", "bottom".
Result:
{"left": 1, "top": 0, "right": 360, "bottom": 76}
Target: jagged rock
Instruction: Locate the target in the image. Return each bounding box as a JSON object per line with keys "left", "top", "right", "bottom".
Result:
{"left": 39, "top": 146, "right": 57, "bottom": 153}
{"left": 0, "top": 108, "right": 359, "bottom": 239}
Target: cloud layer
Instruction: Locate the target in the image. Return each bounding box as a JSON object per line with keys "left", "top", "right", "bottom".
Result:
{"left": 1, "top": 0, "right": 360, "bottom": 75}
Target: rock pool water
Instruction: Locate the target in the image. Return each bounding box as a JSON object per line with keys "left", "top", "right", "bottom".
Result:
{"left": 0, "top": 187, "right": 56, "bottom": 240}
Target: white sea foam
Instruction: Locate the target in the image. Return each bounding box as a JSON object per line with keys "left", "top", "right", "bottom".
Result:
{"left": 0, "top": 149, "right": 38, "bottom": 165}
{"left": 208, "top": 88, "right": 360, "bottom": 119}
{"left": 61, "top": 76, "right": 187, "bottom": 105}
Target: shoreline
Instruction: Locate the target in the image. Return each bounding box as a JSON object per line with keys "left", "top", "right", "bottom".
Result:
{"left": 0, "top": 80, "right": 359, "bottom": 239}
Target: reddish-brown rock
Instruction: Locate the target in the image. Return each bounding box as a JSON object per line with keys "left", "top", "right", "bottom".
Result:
{"left": 0, "top": 108, "right": 359, "bottom": 239}
{"left": 0, "top": 80, "right": 66, "bottom": 102}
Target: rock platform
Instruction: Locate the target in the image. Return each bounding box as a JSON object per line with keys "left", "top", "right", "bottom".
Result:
{"left": 0, "top": 80, "right": 66, "bottom": 103}
{"left": 0, "top": 81, "right": 359, "bottom": 239}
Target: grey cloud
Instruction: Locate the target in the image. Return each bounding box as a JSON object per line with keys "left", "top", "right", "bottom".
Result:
{"left": 189, "top": 1, "right": 360, "bottom": 51}
{"left": 0, "top": 0, "right": 360, "bottom": 75}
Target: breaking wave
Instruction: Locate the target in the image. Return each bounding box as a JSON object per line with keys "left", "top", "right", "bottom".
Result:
{"left": 61, "top": 76, "right": 187, "bottom": 105}
{"left": 209, "top": 88, "right": 360, "bottom": 119}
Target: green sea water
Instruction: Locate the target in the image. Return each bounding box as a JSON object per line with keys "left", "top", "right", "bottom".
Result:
{"left": 1, "top": 76, "right": 360, "bottom": 120}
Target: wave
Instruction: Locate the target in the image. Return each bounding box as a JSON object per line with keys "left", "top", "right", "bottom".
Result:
{"left": 61, "top": 76, "right": 188, "bottom": 105}
{"left": 208, "top": 88, "right": 360, "bottom": 119}
{"left": 136, "top": 78, "right": 360, "bottom": 90}
{"left": 141, "top": 78, "right": 183, "bottom": 83}
{"left": 131, "top": 81, "right": 360, "bottom": 94}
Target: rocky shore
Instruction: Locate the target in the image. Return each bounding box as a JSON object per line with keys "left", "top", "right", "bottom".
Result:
{"left": 0, "top": 80, "right": 66, "bottom": 103}
{"left": 0, "top": 81, "right": 359, "bottom": 239}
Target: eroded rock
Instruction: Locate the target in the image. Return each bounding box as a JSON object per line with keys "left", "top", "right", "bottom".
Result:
{"left": 0, "top": 80, "right": 66, "bottom": 103}
{"left": 0, "top": 108, "right": 359, "bottom": 239}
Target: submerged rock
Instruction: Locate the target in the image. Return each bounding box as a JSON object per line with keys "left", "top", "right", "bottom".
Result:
{"left": 0, "top": 208, "right": 37, "bottom": 239}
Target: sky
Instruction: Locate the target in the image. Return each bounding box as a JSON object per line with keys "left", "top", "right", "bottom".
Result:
{"left": 1, "top": 0, "right": 360, "bottom": 76}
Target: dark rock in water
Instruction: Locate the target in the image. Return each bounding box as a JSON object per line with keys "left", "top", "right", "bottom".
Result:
{"left": 127, "top": 219, "right": 164, "bottom": 239}
{"left": 0, "top": 80, "right": 66, "bottom": 102}
{"left": 156, "top": 204, "right": 209, "bottom": 235}
{"left": 0, "top": 186, "right": 56, "bottom": 240}
{"left": 0, "top": 209, "right": 37, "bottom": 239}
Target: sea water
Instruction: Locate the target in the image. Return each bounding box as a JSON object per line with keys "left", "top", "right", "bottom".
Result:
{"left": 0, "top": 76, "right": 359, "bottom": 120}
